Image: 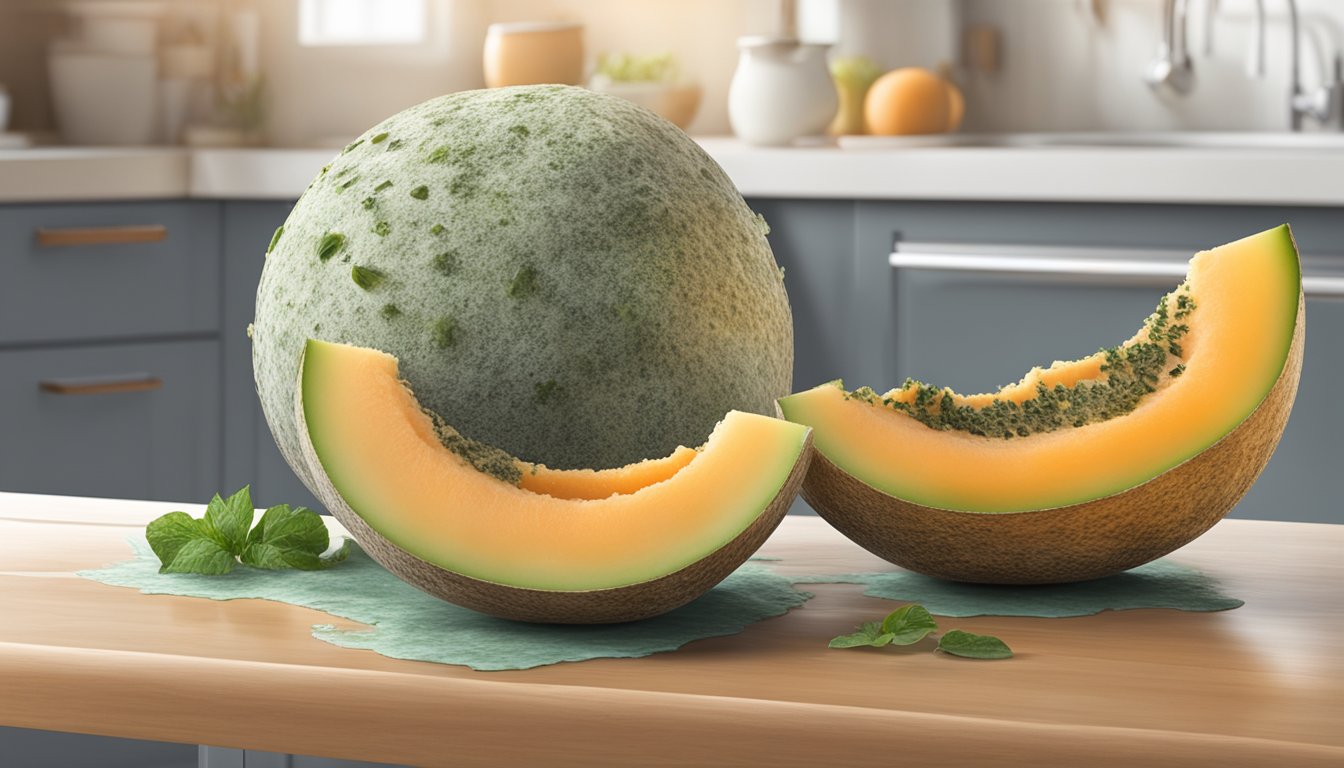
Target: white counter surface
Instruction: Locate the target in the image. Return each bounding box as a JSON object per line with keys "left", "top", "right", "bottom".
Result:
{"left": 2, "top": 138, "right": 1343, "bottom": 206}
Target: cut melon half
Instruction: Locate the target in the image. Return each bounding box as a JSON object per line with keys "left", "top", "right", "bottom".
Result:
{"left": 778, "top": 225, "right": 1303, "bottom": 583}
{"left": 296, "top": 339, "right": 812, "bottom": 623}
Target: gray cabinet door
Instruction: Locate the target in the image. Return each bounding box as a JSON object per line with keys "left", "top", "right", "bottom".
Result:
{"left": 221, "top": 202, "right": 321, "bottom": 512}
{"left": 0, "top": 339, "right": 220, "bottom": 503}
{"left": 859, "top": 202, "right": 1343, "bottom": 523}
{"left": 0, "top": 201, "right": 221, "bottom": 345}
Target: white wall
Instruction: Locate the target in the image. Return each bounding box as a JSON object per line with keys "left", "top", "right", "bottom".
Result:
{"left": 256, "top": 0, "right": 773, "bottom": 146}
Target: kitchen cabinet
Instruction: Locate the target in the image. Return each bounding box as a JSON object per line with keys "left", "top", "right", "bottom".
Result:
{"left": 0, "top": 339, "right": 220, "bottom": 502}
{"left": 0, "top": 201, "right": 222, "bottom": 504}
{"left": 3, "top": 196, "right": 1339, "bottom": 524}
{"left": 0, "top": 202, "right": 220, "bottom": 346}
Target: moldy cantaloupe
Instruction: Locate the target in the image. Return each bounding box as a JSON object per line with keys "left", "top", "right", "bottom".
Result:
{"left": 298, "top": 339, "right": 812, "bottom": 624}
{"left": 253, "top": 85, "right": 793, "bottom": 492}
{"left": 779, "top": 226, "right": 1303, "bottom": 584}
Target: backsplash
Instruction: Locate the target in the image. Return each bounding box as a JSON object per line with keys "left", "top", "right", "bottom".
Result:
{"left": 1, "top": 0, "right": 1340, "bottom": 143}
{"left": 959, "top": 0, "right": 1344, "bottom": 133}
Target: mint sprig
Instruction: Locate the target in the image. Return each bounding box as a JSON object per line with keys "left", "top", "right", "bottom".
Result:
{"left": 828, "top": 604, "right": 940, "bottom": 649}
{"left": 880, "top": 604, "right": 938, "bottom": 645}
{"left": 828, "top": 621, "right": 896, "bottom": 649}
{"left": 146, "top": 486, "right": 348, "bottom": 575}
{"left": 937, "top": 629, "right": 1014, "bottom": 659}
{"left": 241, "top": 504, "right": 350, "bottom": 570}
{"left": 828, "top": 604, "right": 1013, "bottom": 660}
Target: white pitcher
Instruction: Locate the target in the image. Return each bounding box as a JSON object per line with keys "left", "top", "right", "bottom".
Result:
{"left": 728, "top": 37, "right": 837, "bottom": 147}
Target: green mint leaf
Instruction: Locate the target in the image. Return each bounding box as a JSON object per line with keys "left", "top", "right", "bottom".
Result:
{"left": 160, "top": 536, "right": 237, "bottom": 575}
{"left": 880, "top": 604, "right": 938, "bottom": 645}
{"left": 242, "top": 537, "right": 349, "bottom": 570}
{"left": 241, "top": 505, "right": 348, "bottom": 571}
{"left": 828, "top": 621, "right": 896, "bottom": 649}
{"left": 145, "top": 511, "right": 208, "bottom": 567}
{"left": 937, "top": 630, "right": 1013, "bottom": 660}
{"left": 246, "top": 504, "right": 328, "bottom": 554}
{"left": 202, "top": 486, "right": 253, "bottom": 555}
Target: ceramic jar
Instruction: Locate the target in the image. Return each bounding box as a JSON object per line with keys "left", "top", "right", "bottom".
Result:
{"left": 483, "top": 22, "right": 584, "bottom": 89}
{"left": 728, "top": 36, "right": 837, "bottom": 146}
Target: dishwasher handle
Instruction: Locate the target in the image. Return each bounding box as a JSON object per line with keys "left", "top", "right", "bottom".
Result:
{"left": 889, "top": 241, "right": 1344, "bottom": 298}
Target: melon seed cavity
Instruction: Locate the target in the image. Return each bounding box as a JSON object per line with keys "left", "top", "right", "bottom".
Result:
{"left": 423, "top": 409, "right": 522, "bottom": 486}
{"left": 854, "top": 283, "right": 1199, "bottom": 439}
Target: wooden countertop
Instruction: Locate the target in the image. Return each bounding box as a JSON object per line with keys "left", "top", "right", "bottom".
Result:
{"left": 0, "top": 491, "right": 1340, "bottom": 767}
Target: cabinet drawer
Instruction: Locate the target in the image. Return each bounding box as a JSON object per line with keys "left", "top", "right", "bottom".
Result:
{"left": 0, "top": 202, "right": 220, "bottom": 345}
{"left": 0, "top": 339, "right": 220, "bottom": 503}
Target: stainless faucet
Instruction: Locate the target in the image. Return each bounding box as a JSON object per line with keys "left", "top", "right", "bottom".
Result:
{"left": 1150, "top": 0, "right": 1341, "bottom": 130}
{"left": 1147, "top": 0, "right": 1194, "bottom": 94}
{"left": 1277, "top": 0, "right": 1339, "bottom": 130}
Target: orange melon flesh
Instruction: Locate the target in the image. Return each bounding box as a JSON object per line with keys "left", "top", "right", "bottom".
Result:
{"left": 778, "top": 225, "right": 1300, "bottom": 513}
{"left": 300, "top": 339, "right": 811, "bottom": 591}
{"left": 517, "top": 446, "right": 698, "bottom": 501}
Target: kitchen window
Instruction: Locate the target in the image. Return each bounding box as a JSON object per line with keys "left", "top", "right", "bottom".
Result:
{"left": 299, "top": 0, "right": 427, "bottom": 47}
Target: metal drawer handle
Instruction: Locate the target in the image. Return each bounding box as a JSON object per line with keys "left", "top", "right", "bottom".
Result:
{"left": 889, "top": 242, "right": 1344, "bottom": 297}
{"left": 38, "top": 375, "right": 163, "bottom": 396}
{"left": 35, "top": 225, "right": 168, "bottom": 248}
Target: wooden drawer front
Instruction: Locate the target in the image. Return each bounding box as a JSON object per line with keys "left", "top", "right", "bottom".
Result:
{"left": 0, "top": 202, "right": 221, "bottom": 345}
{"left": 0, "top": 339, "right": 221, "bottom": 503}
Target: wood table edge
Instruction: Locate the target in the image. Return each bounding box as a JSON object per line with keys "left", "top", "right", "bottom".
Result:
{"left": 1, "top": 640, "right": 1339, "bottom": 768}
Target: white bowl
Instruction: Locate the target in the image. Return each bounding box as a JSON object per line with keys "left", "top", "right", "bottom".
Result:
{"left": 49, "top": 51, "right": 158, "bottom": 145}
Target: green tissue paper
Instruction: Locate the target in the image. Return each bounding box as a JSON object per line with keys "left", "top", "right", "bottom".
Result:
{"left": 80, "top": 539, "right": 811, "bottom": 671}
{"left": 795, "top": 559, "right": 1243, "bottom": 617}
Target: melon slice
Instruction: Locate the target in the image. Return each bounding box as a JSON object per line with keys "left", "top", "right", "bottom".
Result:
{"left": 778, "top": 225, "right": 1303, "bottom": 584}
{"left": 297, "top": 339, "right": 812, "bottom": 623}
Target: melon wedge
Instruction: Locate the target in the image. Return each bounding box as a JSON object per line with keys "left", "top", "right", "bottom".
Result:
{"left": 296, "top": 339, "right": 812, "bottom": 623}
{"left": 778, "top": 225, "right": 1303, "bottom": 584}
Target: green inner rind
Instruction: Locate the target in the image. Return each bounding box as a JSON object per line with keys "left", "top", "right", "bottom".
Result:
{"left": 303, "top": 340, "right": 811, "bottom": 590}
{"left": 780, "top": 225, "right": 1301, "bottom": 513}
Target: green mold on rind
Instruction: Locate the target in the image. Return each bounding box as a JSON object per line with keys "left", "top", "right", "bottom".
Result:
{"left": 253, "top": 85, "right": 793, "bottom": 482}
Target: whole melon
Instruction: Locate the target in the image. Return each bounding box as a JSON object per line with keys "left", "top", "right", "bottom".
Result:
{"left": 253, "top": 85, "right": 793, "bottom": 483}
